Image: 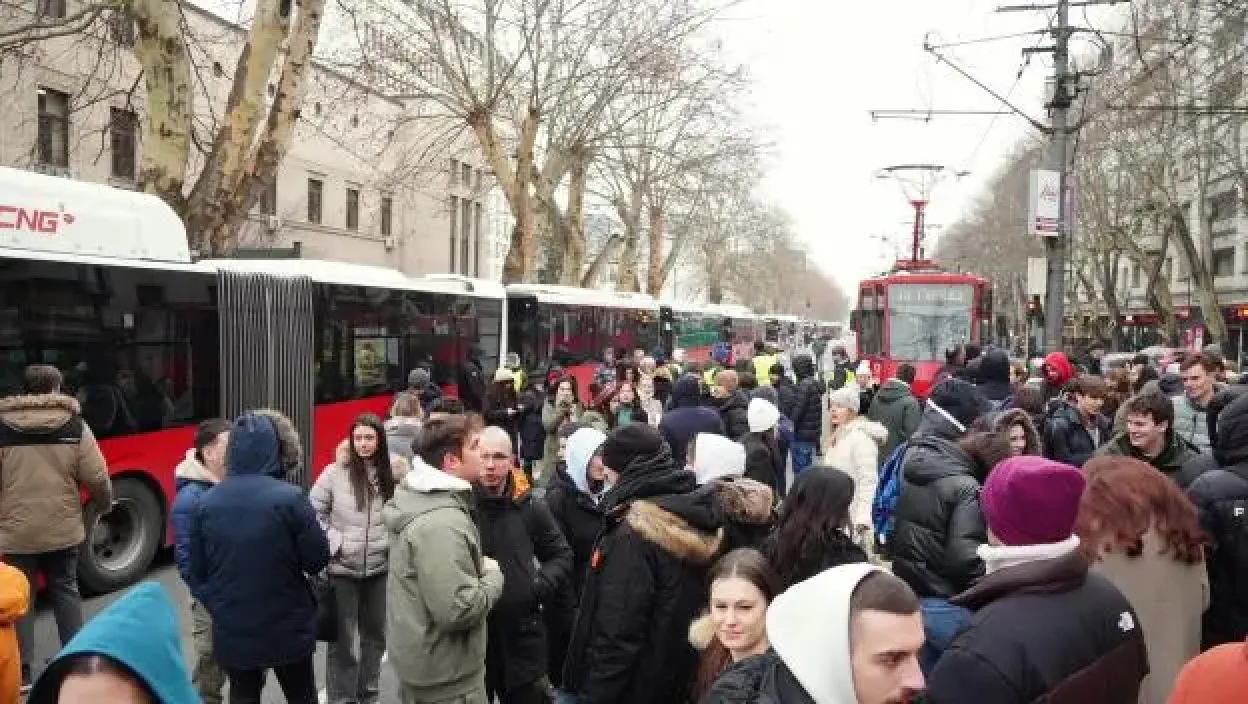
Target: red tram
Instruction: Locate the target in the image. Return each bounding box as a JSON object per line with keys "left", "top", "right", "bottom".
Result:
{"left": 851, "top": 261, "right": 993, "bottom": 398}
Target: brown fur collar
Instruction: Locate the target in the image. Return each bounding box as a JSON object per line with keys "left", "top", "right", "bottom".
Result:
{"left": 712, "top": 478, "right": 775, "bottom": 525}
{"left": 625, "top": 500, "right": 723, "bottom": 565}
{"left": 0, "top": 393, "right": 80, "bottom": 415}
{"left": 252, "top": 408, "right": 303, "bottom": 478}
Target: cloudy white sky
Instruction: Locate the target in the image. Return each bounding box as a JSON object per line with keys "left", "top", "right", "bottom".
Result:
{"left": 719, "top": 0, "right": 1120, "bottom": 295}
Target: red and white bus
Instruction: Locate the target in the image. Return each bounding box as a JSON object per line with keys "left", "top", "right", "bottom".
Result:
{"left": 0, "top": 166, "right": 505, "bottom": 593}
{"left": 851, "top": 263, "right": 993, "bottom": 398}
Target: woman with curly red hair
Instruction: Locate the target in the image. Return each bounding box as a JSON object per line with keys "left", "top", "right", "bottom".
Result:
{"left": 1076, "top": 456, "right": 1210, "bottom": 704}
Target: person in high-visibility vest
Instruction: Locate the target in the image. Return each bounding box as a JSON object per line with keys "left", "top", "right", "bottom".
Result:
{"left": 752, "top": 341, "right": 778, "bottom": 386}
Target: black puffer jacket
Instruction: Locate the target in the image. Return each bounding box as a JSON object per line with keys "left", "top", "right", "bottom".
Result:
{"left": 474, "top": 472, "right": 574, "bottom": 691}
{"left": 773, "top": 376, "right": 799, "bottom": 421}
{"left": 541, "top": 465, "right": 604, "bottom": 687}
{"left": 563, "top": 455, "right": 723, "bottom": 704}
{"left": 975, "top": 349, "right": 1013, "bottom": 403}
{"left": 929, "top": 550, "right": 1147, "bottom": 704}
{"left": 702, "top": 650, "right": 814, "bottom": 704}
{"left": 1044, "top": 403, "right": 1110, "bottom": 467}
{"left": 890, "top": 410, "right": 987, "bottom": 598}
{"left": 715, "top": 390, "right": 751, "bottom": 441}
{"left": 789, "top": 355, "right": 824, "bottom": 444}
{"left": 1186, "top": 391, "right": 1248, "bottom": 648}
{"left": 518, "top": 388, "right": 547, "bottom": 462}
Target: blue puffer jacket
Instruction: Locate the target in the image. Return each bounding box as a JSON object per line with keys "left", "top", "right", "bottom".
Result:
{"left": 189, "top": 411, "right": 330, "bottom": 670}
{"left": 29, "top": 581, "right": 198, "bottom": 704}
{"left": 169, "top": 450, "right": 218, "bottom": 585}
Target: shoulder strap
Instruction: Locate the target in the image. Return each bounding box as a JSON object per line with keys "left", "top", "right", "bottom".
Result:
{"left": 0, "top": 416, "right": 84, "bottom": 449}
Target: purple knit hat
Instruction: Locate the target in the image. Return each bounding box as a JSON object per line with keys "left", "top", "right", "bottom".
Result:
{"left": 980, "top": 456, "right": 1086, "bottom": 546}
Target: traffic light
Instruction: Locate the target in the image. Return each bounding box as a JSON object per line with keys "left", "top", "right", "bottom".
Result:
{"left": 1026, "top": 295, "right": 1044, "bottom": 322}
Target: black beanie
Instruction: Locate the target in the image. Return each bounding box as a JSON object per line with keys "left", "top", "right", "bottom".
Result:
{"left": 601, "top": 423, "right": 665, "bottom": 475}
{"left": 928, "top": 378, "right": 992, "bottom": 430}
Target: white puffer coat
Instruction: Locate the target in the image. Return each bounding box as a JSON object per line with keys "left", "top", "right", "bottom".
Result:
{"left": 310, "top": 456, "right": 409, "bottom": 578}
{"left": 821, "top": 417, "right": 888, "bottom": 530}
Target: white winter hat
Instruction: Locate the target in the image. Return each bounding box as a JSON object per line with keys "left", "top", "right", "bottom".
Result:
{"left": 827, "top": 383, "right": 861, "bottom": 410}
{"left": 748, "top": 398, "right": 780, "bottom": 433}
{"left": 493, "top": 367, "right": 514, "bottom": 383}
{"left": 855, "top": 361, "right": 872, "bottom": 377}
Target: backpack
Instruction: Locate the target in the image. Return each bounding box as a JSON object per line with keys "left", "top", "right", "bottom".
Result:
{"left": 872, "top": 441, "right": 908, "bottom": 549}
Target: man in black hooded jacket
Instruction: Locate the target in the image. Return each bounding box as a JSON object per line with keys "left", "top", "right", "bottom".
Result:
{"left": 890, "top": 379, "right": 992, "bottom": 599}
{"left": 789, "top": 354, "right": 823, "bottom": 475}
{"left": 974, "top": 349, "right": 1013, "bottom": 406}
{"left": 1186, "top": 387, "right": 1248, "bottom": 649}
{"left": 562, "top": 424, "right": 723, "bottom": 704}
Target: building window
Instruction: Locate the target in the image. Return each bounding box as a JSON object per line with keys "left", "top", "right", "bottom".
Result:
{"left": 1214, "top": 248, "right": 1236, "bottom": 277}
{"left": 1130, "top": 263, "right": 1141, "bottom": 288}
{"left": 380, "top": 196, "right": 393, "bottom": 236}
{"left": 258, "top": 178, "right": 277, "bottom": 216}
{"left": 37, "top": 88, "right": 70, "bottom": 168}
{"left": 461, "top": 162, "right": 472, "bottom": 189}
{"left": 346, "top": 187, "right": 360, "bottom": 231}
{"left": 449, "top": 196, "right": 459, "bottom": 272}
{"left": 36, "top": 0, "right": 65, "bottom": 18}
{"left": 109, "top": 107, "right": 137, "bottom": 181}
{"left": 109, "top": 11, "right": 136, "bottom": 46}
{"left": 307, "top": 177, "right": 323, "bottom": 224}
{"left": 474, "top": 202, "right": 483, "bottom": 277}
{"left": 460, "top": 198, "right": 472, "bottom": 275}
{"left": 1209, "top": 190, "right": 1238, "bottom": 223}
{"left": 449, "top": 158, "right": 458, "bottom": 185}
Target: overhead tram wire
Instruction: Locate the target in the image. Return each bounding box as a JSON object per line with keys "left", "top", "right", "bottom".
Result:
{"left": 962, "top": 11, "right": 1056, "bottom": 169}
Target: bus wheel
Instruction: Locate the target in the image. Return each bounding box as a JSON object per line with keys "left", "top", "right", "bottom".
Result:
{"left": 79, "top": 479, "right": 162, "bottom": 596}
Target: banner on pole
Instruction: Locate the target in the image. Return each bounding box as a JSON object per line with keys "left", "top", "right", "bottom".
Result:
{"left": 1027, "top": 169, "right": 1061, "bottom": 237}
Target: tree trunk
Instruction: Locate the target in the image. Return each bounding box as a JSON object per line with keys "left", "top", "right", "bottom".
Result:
{"left": 473, "top": 108, "right": 538, "bottom": 283}
{"left": 559, "top": 149, "right": 590, "bottom": 286}
{"left": 184, "top": 0, "right": 292, "bottom": 254}
{"left": 1179, "top": 207, "right": 1229, "bottom": 344}
{"left": 645, "top": 204, "right": 664, "bottom": 295}
{"left": 582, "top": 233, "right": 622, "bottom": 287}
{"left": 614, "top": 185, "right": 644, "bottom": 292}
{"left": 131, "top": 0, "right": 191, "bottom": 214}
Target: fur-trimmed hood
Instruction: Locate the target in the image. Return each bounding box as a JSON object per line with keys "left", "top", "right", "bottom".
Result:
{"left": 624, "top": 500, "right": 723, "bottom": 565}
{"left": 709, "top": 478, "right": 774, "bottom": 526}
{"left": 225, "top": 409, "right": 302, "bottom": 480}
{"left": 0, "top": 393, "right": 80, "bottom": 433}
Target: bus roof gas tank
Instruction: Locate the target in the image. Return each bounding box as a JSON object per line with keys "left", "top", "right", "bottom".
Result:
{"left": 0, "top": 166, "right": 190, "bottom": 264}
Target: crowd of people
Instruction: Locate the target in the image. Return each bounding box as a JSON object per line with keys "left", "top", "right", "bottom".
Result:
{"left": 5, "top": 335, "right": 1248, "bottom": 703}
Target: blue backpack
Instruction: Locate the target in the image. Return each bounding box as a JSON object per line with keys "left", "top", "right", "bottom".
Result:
{"left": 872, "top": 441, "right": 909, "bottom": 548}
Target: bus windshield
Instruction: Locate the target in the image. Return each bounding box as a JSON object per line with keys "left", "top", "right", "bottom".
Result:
{"left": 887, "top": 283, "right": 974, "bottom": 361}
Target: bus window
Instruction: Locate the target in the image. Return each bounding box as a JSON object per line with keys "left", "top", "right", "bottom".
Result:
{"left": 0, "top": 260, "right": 217, "bottom": 438}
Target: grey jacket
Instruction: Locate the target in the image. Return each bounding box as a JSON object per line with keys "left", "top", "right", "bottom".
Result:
{"left": 1172, "top": 393, "right": 1218, "bottom": 454}
{"left": 384, "top": 458, "right": 505, "bottom": 701}
{"left": 310, "top": 456, "right": 409, "bottom": 578}
{"left": 385, "top": 418, "right": 422, "bottom": 461}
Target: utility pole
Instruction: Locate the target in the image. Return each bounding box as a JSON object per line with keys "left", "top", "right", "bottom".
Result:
{"left": 1044, "top": 0, "right": 1073, "bottom": 354}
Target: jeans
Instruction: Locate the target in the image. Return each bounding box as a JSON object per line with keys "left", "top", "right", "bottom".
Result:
{"left": 326, "top": 573, "right": 387, "bottom": 704}
{"left": 790, "top": 442, "right": 817, "bottom": 475}
{"left": 226, "top": 656, "right": 317, "bottom": 704}
{"left": 190, "top": 598, "right": 227, "bottom": 704}
{"left": 487, "top": 679, "right": 552, "bottom": 704}
{"left": 398, "top": 685, "right": 489, "bottom": 704}
{"left": 11, "top": 546, "right": 84, "bottom": 673}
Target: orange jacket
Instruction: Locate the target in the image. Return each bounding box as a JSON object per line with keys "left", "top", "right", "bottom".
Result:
{"left": 1167, "top": 641, "right": 1248, "bottom": 704}
{"left": 0, "top": 563, "right": 29, "bottom": 704}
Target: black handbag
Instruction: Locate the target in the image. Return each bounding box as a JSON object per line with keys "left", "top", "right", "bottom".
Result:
{"left": 310, "top": 573, "right": 339, "bottom": 642}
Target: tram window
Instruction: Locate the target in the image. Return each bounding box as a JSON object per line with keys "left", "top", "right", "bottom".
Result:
{"left": 316, "top": 284, "right": 411, "bottom": 403}
{"left": 0, "top": 260, "right": 217, "bottom": 438}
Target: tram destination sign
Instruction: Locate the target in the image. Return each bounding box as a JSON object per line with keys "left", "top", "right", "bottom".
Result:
{"left": 889, "top": 284, "right": 972, "bottom": 307}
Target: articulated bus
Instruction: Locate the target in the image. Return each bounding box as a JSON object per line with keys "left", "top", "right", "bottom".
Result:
{"left": 0, "top": 166, "right": 505, "bottom": 593}
{"left": 1, "top": 166, "right": 800, "bottom": 593}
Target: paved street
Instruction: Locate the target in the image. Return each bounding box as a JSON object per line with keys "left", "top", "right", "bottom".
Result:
{"left": 26, "top": 553, "right": 404, "bottom": 703}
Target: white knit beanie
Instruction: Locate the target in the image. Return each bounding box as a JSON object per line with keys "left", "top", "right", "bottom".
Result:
{"left": 827, "top": 383, "right": 861, "bottom": 410}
